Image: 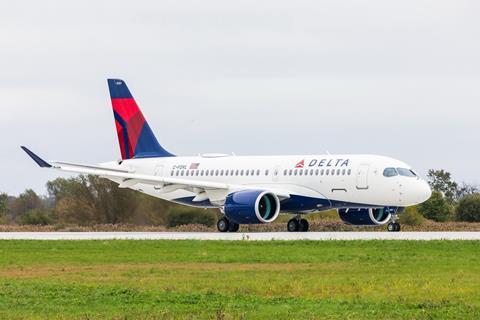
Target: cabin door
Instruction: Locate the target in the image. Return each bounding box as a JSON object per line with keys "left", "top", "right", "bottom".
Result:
{"left": 356, "top": 164, "right": 370, "bottom": 190}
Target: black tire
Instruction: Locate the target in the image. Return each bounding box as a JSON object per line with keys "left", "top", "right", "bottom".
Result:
{"left": 287, "top": 219, "right": 300, "bottom": 232}
{"left": 394, "top": 223, "right": 401, "bottom": 232}
{"left": 217, "top": 218, "right": 229, "bottom": 232}
{"left": 299, "top": 219, "right": 309, "bottom": 232}
{"left": 387, "top": 222, "right": 395, "bottom": 232}
{"left": 228, "top": 222, "right": 240, "bottom": 232}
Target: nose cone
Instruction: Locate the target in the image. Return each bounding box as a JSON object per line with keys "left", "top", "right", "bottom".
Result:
{"left": 417, "top": 180, "right": 432, "bottom": 204}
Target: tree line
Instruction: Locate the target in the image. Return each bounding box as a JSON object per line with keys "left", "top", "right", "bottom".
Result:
{"left": 417, "top": 170, "right": 480, "bottom": 222}
{"left": 0, "top": 175, "right": 218, "bottom": 226}
{"left": 0, "top": 170, "right": 479, "bottom": 227}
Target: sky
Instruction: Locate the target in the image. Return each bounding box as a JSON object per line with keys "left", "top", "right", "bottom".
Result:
{"left": 1, "top": 0, "right": 479, "bottom": 195}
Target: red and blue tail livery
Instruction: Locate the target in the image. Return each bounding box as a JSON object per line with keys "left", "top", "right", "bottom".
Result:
{"left": 108, "top": 79, "right": 174, "bottom": 159}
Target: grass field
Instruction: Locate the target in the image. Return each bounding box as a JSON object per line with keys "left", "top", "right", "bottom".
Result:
{"left": 0, "top": 241, "right": 479, "bottom": 319}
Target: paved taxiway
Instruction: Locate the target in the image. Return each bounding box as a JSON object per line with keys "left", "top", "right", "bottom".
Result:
{"left": 0, "top": 232, "right": 479, "bottom": 240}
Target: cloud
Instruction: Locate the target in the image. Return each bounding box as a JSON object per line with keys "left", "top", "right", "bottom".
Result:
{"left": 1, "top": 0, "right": 479, "bottom": 194}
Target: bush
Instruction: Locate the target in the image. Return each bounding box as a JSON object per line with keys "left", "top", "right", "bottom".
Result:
{"left": 166, "top": 208, "right": 216, "bottom": 227}
{"left": 399, "top": 206, "right": 424, "bottom": 226}
{"left": 456, "top": 194, "right": 480, "bottom": 222}
{"left": 418, "top": 191, "right": 453, "bottom": 222}
{"left": 19, "top": 209, "right": 54, "bottom": 225}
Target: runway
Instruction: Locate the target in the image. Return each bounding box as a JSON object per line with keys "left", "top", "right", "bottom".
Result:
{"left": 0, "top": 232, "right": 479, "bottom": 240}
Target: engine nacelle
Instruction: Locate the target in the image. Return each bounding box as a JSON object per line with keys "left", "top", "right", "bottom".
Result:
{"left": 338, "top": 207, "right": 395, "bottom": 226}
{"left": 224, "top": 190, "right": 280, "bottom": 224}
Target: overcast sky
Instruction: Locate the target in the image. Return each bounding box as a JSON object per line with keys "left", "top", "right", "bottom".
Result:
{"left": 1, "top": 0, "right": 479, "bottom": 195}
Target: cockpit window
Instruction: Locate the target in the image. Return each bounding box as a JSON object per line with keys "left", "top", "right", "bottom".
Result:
{"left": 397, "top": 168, "right": 417, "bottom": 177}
{"left": 383, "top": 168, "right": 398, "bottom": 177}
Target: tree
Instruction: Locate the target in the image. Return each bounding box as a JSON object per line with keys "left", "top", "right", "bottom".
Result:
{"left": 0, "top": 193, "right": 7, "bottom": 214}
{"left": 10, "top": 189, "right": 43, "bottom": 222}
{"left": 47, "top": 175, "right": 138, "bottom": 225}
{"left": 456, "top": 194, "right": 480, "bottom": 222}
{"left": 426, "top": 170, "right": 458, "bottom": 203}
{"left": 19, "top": 209, "right": 54, "bottom": 225}
{"left": 418, "top": 191, "right": 453, "bottom": 222}
{"left": 456, "top": 182, "right": 479, "bottom": 200}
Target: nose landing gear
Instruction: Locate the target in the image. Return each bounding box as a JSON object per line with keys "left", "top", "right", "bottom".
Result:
{"left": 387, "top": 222, "right": 401, "bottom": 232}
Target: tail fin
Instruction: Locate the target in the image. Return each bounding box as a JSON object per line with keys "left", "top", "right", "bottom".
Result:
{"left": 107, "top": 79, "right": 174, "bottom": 159}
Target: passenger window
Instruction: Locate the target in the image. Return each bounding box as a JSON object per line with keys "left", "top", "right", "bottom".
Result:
{"left": 230, "top": 170, "right": 234, "bottom": 176}
{"left": 342, "top": 169, "right": 346, "bottom": 175}
{"left": 220, "top": 170, "right": 224, "bottom": 176}
{"left": 315, "top": 169, "right": 319, "bottom": 176}
{"left": 181, "top": 170, "right": 184, "bottom": 176}
{"left": 326, "top": 169, "right": 329, "bottom": 175}
{"left": 186, "top": 171, "right": 189, "bottom": 176}
{"left": 347, "top": 169, "right": 351, "bottom": 175}
{"left": 299, "top": 169, "right": 303, "bottom": 176}
{"left": 175, "top": 170, "right": 179, "bottom": 176}
{"left": 294, "top": 170, "right": 298, "bottom": 176}
{"left": 383, "top": 168, "right": 398, "bottom": 177}
{"left": 337, "top": 169, "right": 341, "bottom": 175}
{"left": 257, "top": 169, "right": 260, "bottom": 176}
{"left": 331, "top": 170, "right": 335, "bottom": 176}
{"left": 240, "top": 170, "right": 244, "bottom": 176}
{"left": 265, "top": 170, "right": 269, "bottom": 176}
{"left": 320, "top": 169, "right": 324, "bottom": 176}
{"left": 283, "top": 169, "right": 287, "bottom": 176}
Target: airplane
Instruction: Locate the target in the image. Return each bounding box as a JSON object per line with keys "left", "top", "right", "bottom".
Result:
{"left": 22, "top": 79, "right": 432, "bottom": 232}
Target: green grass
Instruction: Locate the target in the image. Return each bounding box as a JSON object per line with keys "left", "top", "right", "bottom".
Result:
{"left": 0, "top": 240, "right": 479, "bottom": 319}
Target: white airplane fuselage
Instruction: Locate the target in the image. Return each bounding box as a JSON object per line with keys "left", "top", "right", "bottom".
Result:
{"left": 103, "top": 153, "right": 431, "bottom": 213}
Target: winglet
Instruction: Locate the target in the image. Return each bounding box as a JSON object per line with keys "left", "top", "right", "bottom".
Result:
{"left": 20, "top": 146, "right": 52, "bottom": 168}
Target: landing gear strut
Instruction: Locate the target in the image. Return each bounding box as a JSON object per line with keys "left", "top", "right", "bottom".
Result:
{"left": 386, "top": 208, "right": 401, "bottom": 232}
{"left": 287, "top": 217, "right": 309, "bottom": 232}
{"left": 217, "top": 217, "right": 239, "bottom": 232}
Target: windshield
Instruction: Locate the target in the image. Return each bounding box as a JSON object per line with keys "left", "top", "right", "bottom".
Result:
{"left": 383, "top": 168, "right": 398, "bottom": 177}
{"left": 397, "top": 168, "right": 417, "bottom": 177}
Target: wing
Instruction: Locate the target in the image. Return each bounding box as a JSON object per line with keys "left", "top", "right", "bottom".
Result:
{"left": 21, "top": 147, "right": 290, "bottom": 203}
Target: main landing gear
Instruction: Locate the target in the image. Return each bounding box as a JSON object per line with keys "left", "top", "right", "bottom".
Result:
{"left": 217, "top": 217, "right": 239, "bottom": 232}
{"left": 287, "top": 216, "right": 309, "bottom": 232}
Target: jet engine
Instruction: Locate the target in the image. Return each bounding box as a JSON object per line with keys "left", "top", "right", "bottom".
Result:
{"left": 224, "top": 190, "right": 280, "bottom": 224}
{"left": 338, "top": 207, "right": 395, "bottom": 226}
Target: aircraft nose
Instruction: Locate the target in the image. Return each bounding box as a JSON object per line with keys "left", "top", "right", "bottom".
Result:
{"left": 418, "top": 180, "right": 432, "bottom": 203}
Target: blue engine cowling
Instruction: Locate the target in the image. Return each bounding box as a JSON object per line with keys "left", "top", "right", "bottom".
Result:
{"left": 224, "top": 190, "right": 280, "bottom": 224}
{"left": 338, "top": 207, "right": 397, "bottom": 226}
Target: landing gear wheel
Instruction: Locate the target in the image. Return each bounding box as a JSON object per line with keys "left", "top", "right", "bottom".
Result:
{"left": 228, "top": 222, "right": 240, "bottom": 232}
{"left": 217, "top": 218, "right": 230, "bottom": 232}
{"left": 299, "top": 219, "right": 309, "bottom": 232}
{"left": 387, "top": 222, "right": 400, "bottom": 232}
{"left": 287, "top": 219, "right": 300, "bottom": 232}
